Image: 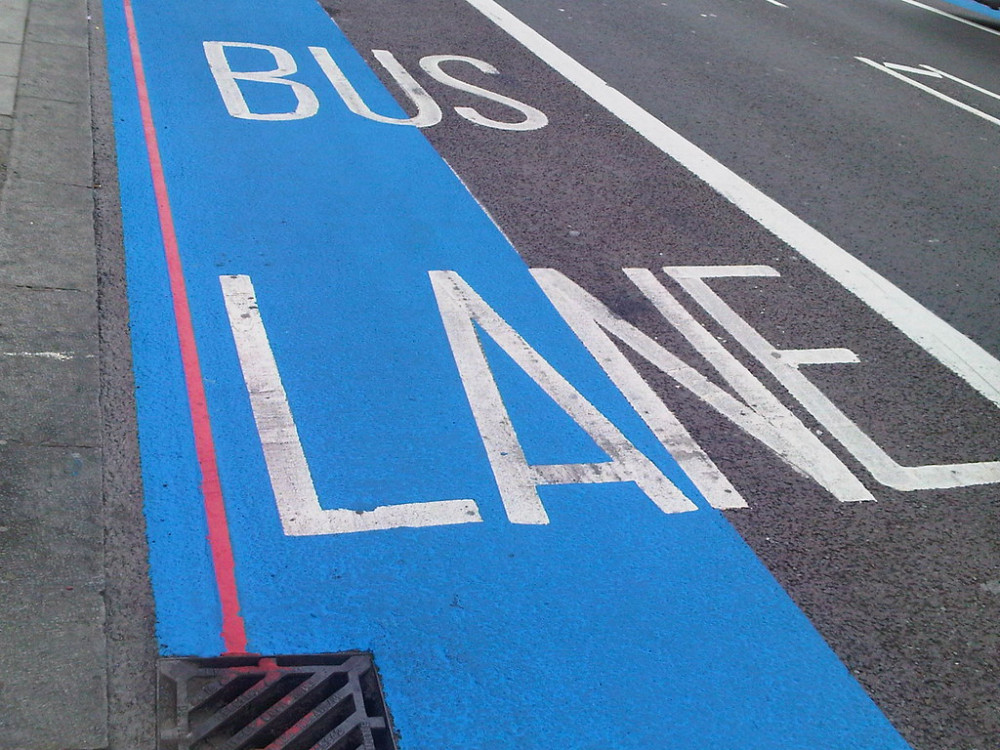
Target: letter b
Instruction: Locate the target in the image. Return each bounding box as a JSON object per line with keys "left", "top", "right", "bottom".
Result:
{"left": 203, "top": 41, "right": 319, "bottom": 121}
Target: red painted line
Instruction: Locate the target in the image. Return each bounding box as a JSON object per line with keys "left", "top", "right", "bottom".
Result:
{"left": 122, "top": 0, "right": 248, "bottom": 655}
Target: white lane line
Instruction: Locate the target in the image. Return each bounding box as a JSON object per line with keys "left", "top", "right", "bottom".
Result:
{"left": 895, "top": 0, "right": 1000, "bottom": 37}
{"left": 460, "top": 0, "right": 1000, "bottom": 408}
{"left": 858, "top": 58, "right": 1000, "bottom": 127}
{"left": 764, "top": 0, "right": 789, "bottom": 8}
{"left": 931, "top": 65, "right": 1000, "bottom": 101}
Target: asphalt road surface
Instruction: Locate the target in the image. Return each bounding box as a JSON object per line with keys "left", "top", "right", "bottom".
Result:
{"left": 325, "top": 0, "right": 1000, "bottom": 746}
{"left": 99, "top": 0, "right": 1000, "bottom": 747}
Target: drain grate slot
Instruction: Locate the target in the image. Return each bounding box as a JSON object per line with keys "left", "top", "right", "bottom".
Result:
{"left": 157, "top": 653, "right": 398, "bottom": 750}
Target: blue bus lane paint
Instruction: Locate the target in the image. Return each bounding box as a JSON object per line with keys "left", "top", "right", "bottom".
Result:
{"left": 103, "top": 0, "right": 913, "bottom": 747}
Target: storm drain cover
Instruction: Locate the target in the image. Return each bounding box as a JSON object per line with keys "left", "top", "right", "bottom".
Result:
{"left": 157, "top": 653, "right": 398, "bottom": 750}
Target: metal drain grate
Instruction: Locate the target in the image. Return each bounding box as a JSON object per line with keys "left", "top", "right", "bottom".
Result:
{"left": 157, "top": 653, "right": 398, "bottom": 750}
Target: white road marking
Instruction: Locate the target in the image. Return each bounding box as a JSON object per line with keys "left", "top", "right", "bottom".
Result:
{"left": 530, "top": 269, "right": 747, "bottom": 510}
{"left": 1, "top": 351, "right": 89, "bottom": 360}
{"left": 205, "top": 41, "right": 548, "bottom": 130}
{"left": 310, "top": 47, "right": 444, "bottom": 127}
{"left": 220, "top": 274, "right": 483, "bottom": 535}
{"left": 858, "top": 58, "right": 1000, "bottom": 128}
{"left": 776, "top": 348, "right": 859, "bottom": 367}
{"left": 663, "top": 265, "right": 1000, "bottom": 491}
{"left": 420, "top": 55, "right": 549, "bottom": 131}
{"left": 204, "top": 41, "right": 320, "bottom": 121}
{"left": 534, "top": 268, "right": 873, "bottom": 505}
{"left": 432, "top": 270, "right": 697, "bottom": 521}
{"left": 883, "top": 63, "right": 945, "bottom": 77}
{"left": 927, "top": 65, "right": 1000, "bottom": 101}
{"left": 764, "top": 0, "right": 789, "bottom": 8}
{"left": 460, "top": 0, "right": 1000, "bottom": 410}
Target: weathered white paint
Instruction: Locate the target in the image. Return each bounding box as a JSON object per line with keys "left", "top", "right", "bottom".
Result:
{"left": 431, "top": 270, "right": 696, "bottom": 523}
{"left": 203, "top": 41, "right": 320, "bottom": 121}
{"left": 664, "top": 265, "right": 1000, "bottom": 491}
{"left": 420, "top": 54, "right": 549, "bottom": 131}
{"left": 1, "top": 351, "right": 88, "bottom": 360}
{"left": 530, "top": 269, "right": 747, "bottom": 510}
{"left": 858, "top": 59, "right": 1000, "bottom": 128}
{"left": 205, "top": 42, "right": 548, "bottom": 131}
{"left": 310, "top": 47, "right": 443, "bottom": 127}
{"left": 220, "top": 274, "right": 482, "bottom": 535}
{"left": 535, "top": 268, "right": 873, "bottom": 504}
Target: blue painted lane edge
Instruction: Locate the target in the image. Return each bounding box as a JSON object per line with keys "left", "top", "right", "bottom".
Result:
{"left": 937, "top": 0, "right": 1000, "bottom": 19}
{"left": 102, "top": 0, "right": 914, "bottom": 747}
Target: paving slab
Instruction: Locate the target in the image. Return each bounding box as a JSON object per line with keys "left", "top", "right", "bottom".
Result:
{"left": 8, "top": 95, "right": 92, "bottom": 185}
{"left": 0, "top": 284, "right": 97, "bottom": 352}
{"left": 0, "top": 0, "right": 26, "bottom": 122}
{"left": 0, "top": 444, "right": 102, "bottom": 579}
{"left": 0, "top": 0, "right": 29, "bottom": 45}
{"left": 0, "top": 589, "right": 107, "bottom": 750}
{"left": 0, "top": 179, "right": 97, "bottom": 291}
{"left": 0, "top": 42, "right": 19, "bottom": 77}
{"left": 24, "top": 0, "right": 88, "bottom": 50}
{"left": 0, "top": 355, "right": 101, "bottom": 446}
{"left": 0, "top": 75, "right": 14, "bottom": 117}
{"left": 2, "top": 171, "right": 94, "bottom": 208}
{"left": 18, "top": 39, "right": 89, "bottom": 103}
{"left": 0, "top": 444, "right": 106, "bottom": 750}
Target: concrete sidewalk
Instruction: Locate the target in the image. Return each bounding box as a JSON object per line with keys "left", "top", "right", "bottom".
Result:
{"left": 0, "top": 0, "right": 156, "bottom": 747}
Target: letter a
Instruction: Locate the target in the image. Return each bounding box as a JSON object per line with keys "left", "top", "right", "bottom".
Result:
{"left": 430, "top": 270, "right": 696, "bottom": 525}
